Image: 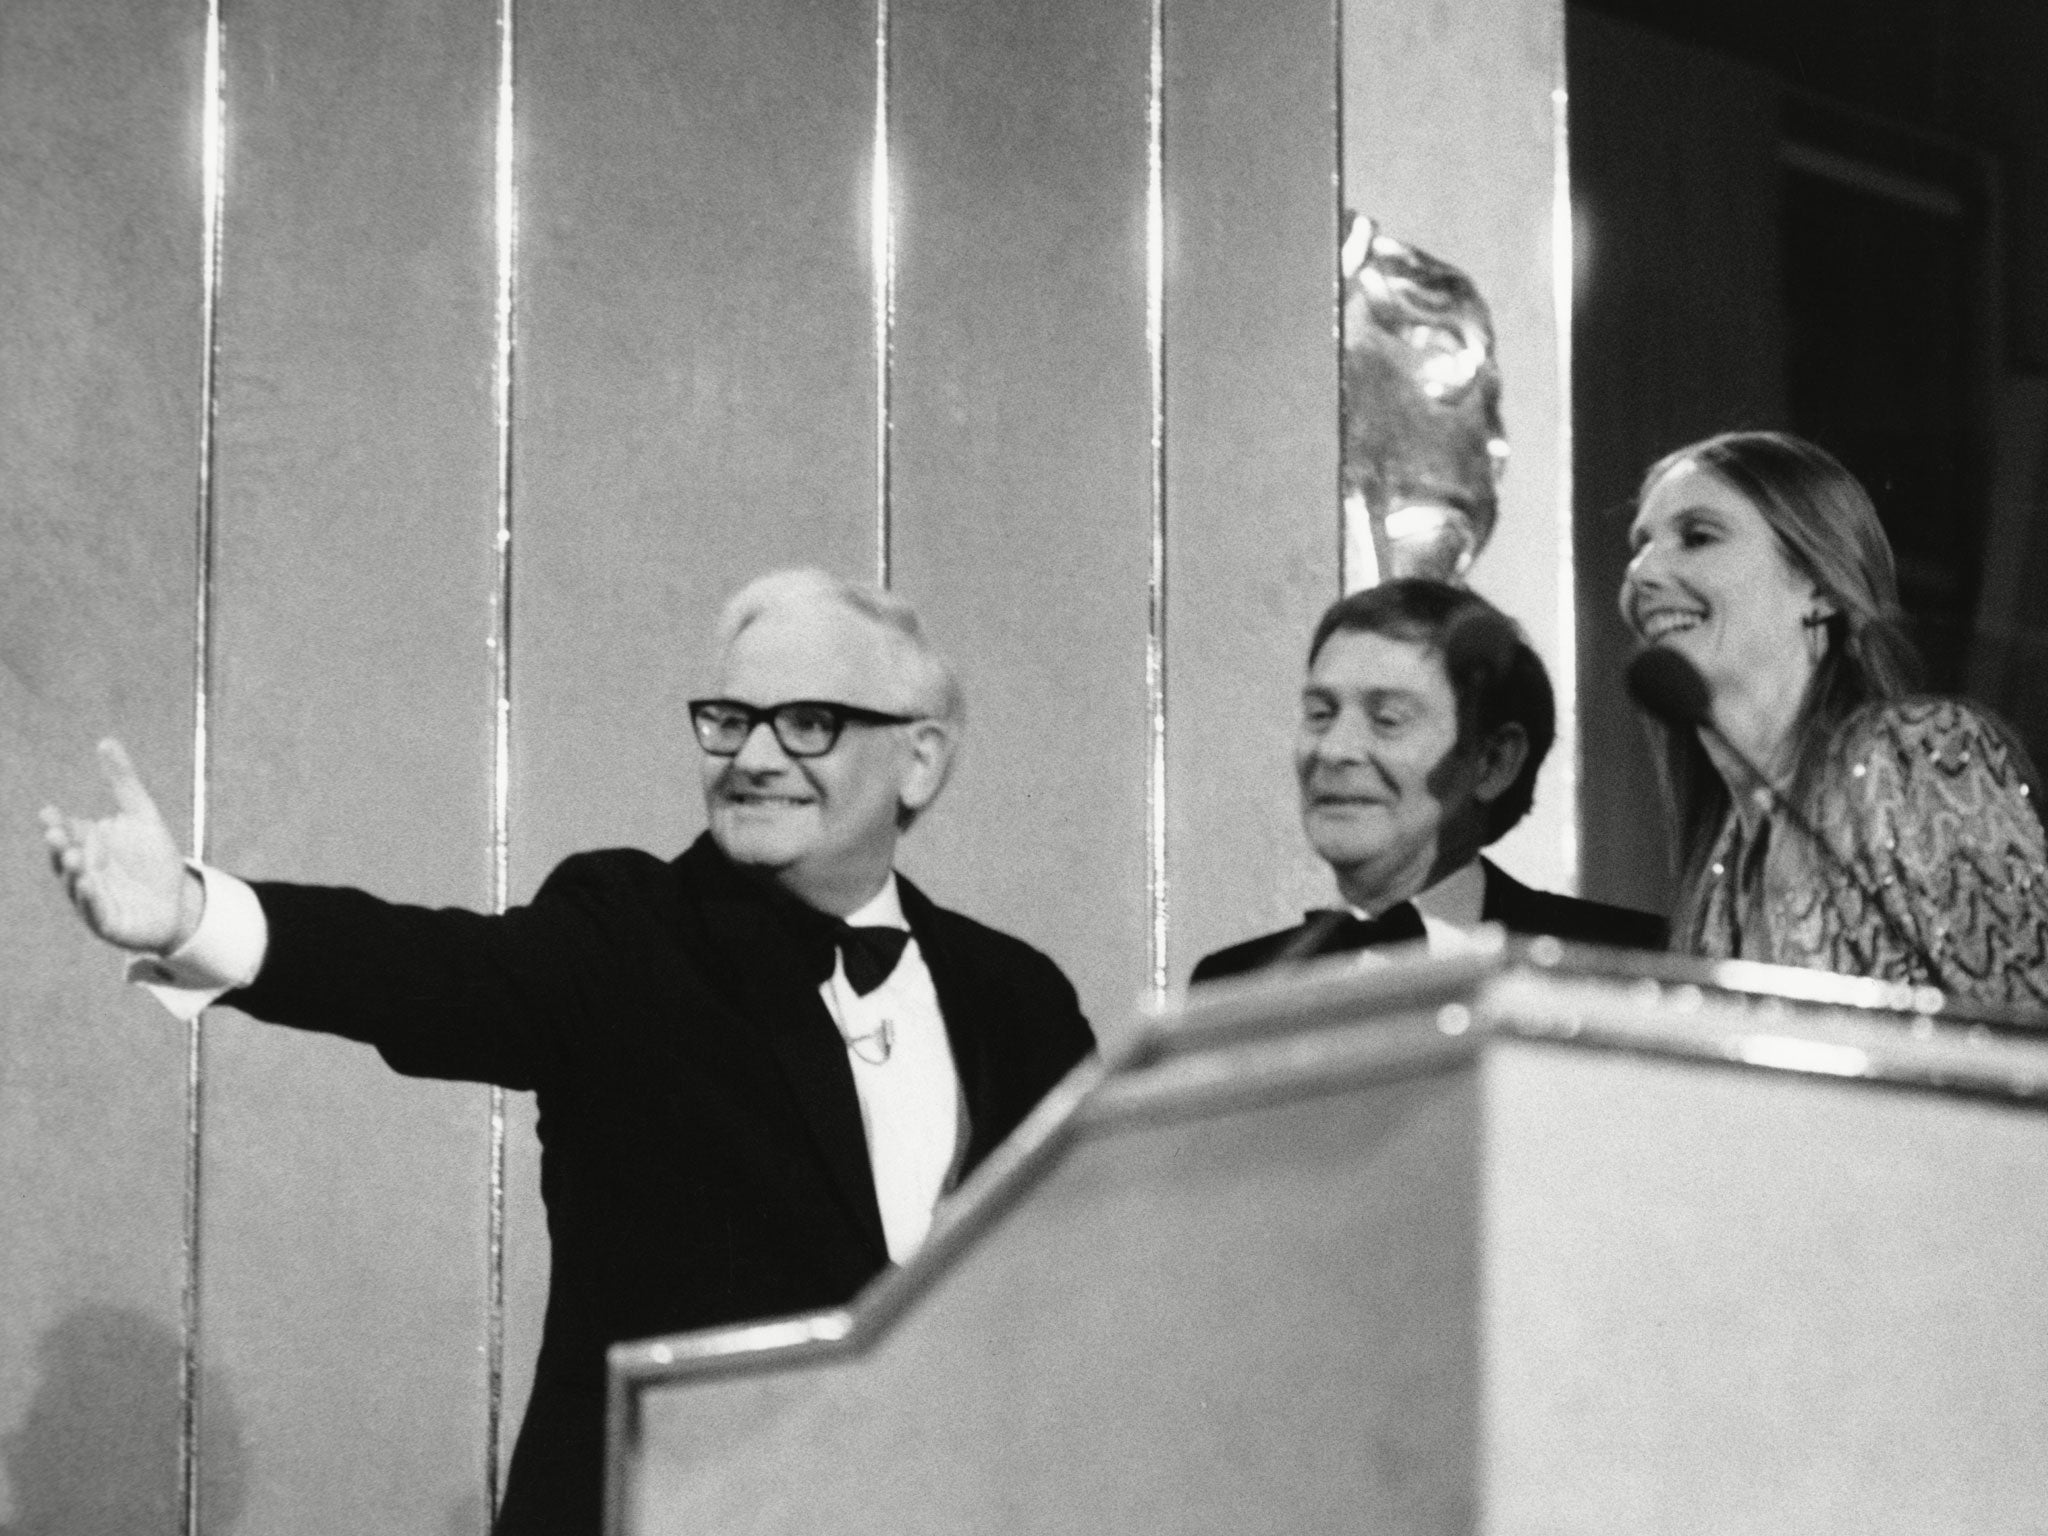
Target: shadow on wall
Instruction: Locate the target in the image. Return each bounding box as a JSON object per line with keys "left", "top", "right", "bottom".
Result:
{"left": 0, "top": 1305, "right": 247, "bottom": 1535}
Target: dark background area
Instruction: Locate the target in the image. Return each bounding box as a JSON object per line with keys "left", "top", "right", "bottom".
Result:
{"left": 1569, "top": 0, "right": 2048, "bottom": 915}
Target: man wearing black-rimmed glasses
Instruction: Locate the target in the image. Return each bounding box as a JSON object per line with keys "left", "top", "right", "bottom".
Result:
{"left": 42, "top": 568, "right": 1094, "bottom": 1536}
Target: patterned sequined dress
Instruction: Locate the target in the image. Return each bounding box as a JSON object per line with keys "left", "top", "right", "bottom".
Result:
{"left": 1687, "top": 697, "right": 2048, "bottom": 1010}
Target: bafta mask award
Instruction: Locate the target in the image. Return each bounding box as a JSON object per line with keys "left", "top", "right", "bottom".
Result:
{"left": 1340, "top": 211, "right": 1509, "bottom": 587}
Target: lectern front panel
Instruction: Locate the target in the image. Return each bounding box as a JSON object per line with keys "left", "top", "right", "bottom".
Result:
{"left": 1484, "top": 1041, "right": 2048, "bottom": 1535}
{"left": 614, "top": 957, "right": 2048, "bottom": 1536}
{"left": 628, "top": 1056, "right": 1481, "bottom": 1536}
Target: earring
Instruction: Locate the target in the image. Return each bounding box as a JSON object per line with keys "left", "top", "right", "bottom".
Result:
{"left": 1801, "top": 610, "right": 1834, "bottom": 659}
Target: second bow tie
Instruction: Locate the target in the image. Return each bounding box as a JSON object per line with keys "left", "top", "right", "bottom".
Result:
{"left": 1308, "top": 902, "right": 1426, "bottom": 955}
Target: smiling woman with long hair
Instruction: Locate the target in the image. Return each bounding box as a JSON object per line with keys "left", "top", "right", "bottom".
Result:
{"left": 1620, "top": 429, "right": 2048, "bottom": 1010}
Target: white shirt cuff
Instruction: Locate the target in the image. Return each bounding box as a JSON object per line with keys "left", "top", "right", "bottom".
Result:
{"left": 125, "top": 862, "right": 268, "bottom": 1021}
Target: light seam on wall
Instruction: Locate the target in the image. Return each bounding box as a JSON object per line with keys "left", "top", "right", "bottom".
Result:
{"left": 183, "top": 1, "right": 228, "bottom": 1531}
{"left": 1331, "top": 0, "right": 1346, "bottom": 593}
{"left": 486, "top": 0, "right": 519, "bottom": 1516}
{"left": 1549, "top": 64, "right": 1580, "bottom": 892}
{"left": 871, "top": 0, "right": 894, "bottom": 586}
{"left": 1145, "top": 0, "right": 1167, "bottom": 999}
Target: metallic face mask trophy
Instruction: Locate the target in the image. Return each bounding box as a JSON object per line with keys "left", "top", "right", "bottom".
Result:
{"left": 1340, "top": 211, "right": 1509, "bottom": 588}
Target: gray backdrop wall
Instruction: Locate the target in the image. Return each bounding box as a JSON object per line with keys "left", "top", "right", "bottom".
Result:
{"left": 1, "top": 0, "right": 1577, "bottom": 1528}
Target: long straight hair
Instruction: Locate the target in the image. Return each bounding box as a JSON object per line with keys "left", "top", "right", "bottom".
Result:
{"left": 1633, "top": 432, "right": 1923, "bottom": 943}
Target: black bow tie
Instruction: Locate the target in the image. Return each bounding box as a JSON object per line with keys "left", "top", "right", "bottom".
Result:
{"left": 1305, "top": 902, "right": 1426, "bottom": 956}
{"left": 826, "top": 921, "right": 912, "bottom": 996}
{"left": 786, "top": 898, "right": 914, "bottom": 995}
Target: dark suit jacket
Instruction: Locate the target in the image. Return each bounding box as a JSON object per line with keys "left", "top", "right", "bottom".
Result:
{"left": 227, "top": 833, "right": 1094, "bottom": 1536}
{"left": 1190, "top": 856, "right": 1667, "bottom": 984}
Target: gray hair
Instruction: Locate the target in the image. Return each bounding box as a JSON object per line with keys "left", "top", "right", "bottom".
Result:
{"left": 714, "top": 568, "right": 965, "bottom": 727}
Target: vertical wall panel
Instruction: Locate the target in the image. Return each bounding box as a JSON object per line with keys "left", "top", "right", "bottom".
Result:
{"left": 890, "top": 0, "right": 1155, "bottom": 1025}
{"left": 1344, "top": 0, "right": 1574, "bottom": 892}
{"left": 509, "top": 0, "right": 879, "bottom": 1479}
{"left": 514, "top": 0, "right": 879, "bottom": 867}
{"left": 1162, "top": 0, "right": 1343, "bottom": 982}
{"left": 205, "top": 0, "right": 499, "bottom": 1529}
{"left": 0, "top": 2, "right": 203, "bottom": 1528}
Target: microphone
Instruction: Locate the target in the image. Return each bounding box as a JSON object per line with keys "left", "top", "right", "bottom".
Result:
{"left": 1624, "top": 644, "right": 1712, "bottom": 728}
{"left": 1623, "top": 646, "right": 1945, "bottom": 987}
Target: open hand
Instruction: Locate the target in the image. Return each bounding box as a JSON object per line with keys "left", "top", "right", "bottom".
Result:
{"left": 41, "top": 740, "right": 199, "bottom": 954}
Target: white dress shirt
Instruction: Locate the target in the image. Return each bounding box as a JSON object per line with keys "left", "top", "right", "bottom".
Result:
{"left": 125, "top": 861, "right": 265, "bottom": 1019}
{"left": 1351, "top": 858, "right": 1494, "bottom": 956}
{"left": 817, "top": 877, "right": 962, "bottom": 1263}
{"left": 1408, "top": 858, "right": 1490, "bottom": 950}
{"left": 131, "top": 863, "right": 961, "bottom": 1263}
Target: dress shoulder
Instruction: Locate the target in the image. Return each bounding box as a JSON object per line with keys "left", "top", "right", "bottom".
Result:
{"left": 1829, "top": 696, "right": 2037, "bottom": 780}
{"left": 1821, "top": 698, "right": 2046, "bottom": 882}
{"left": 1814, "top": 695, "right": 2048, "bottom": 1009}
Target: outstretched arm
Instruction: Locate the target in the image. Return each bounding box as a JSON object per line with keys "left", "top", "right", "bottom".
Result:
{"left": 41, "top": 739, "right": 204, "bottom": 954}
{"left": 44, "top": 737, "right": 568, "bottom": 1087}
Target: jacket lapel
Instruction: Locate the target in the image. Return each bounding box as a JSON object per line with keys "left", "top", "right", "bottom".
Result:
{"left": 682, "top": 841, "right": 889, "bottom": 1263}
{"left": 897, "top": 876, "right": 997, "bottom": 1170}
{"left": 1477, "top": 856, "right": 1530, "bottom": 929}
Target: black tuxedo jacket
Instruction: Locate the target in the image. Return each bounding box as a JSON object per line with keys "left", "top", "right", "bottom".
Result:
{"left": 1190, "top": 856, "right": 1667, "bottom": 984}
{"left": 228, "top": 834, "right": 1094, "bottom": 1536}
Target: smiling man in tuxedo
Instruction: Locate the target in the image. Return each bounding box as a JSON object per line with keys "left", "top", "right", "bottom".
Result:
{"left": 44, "top": 568, "right": 1094, "bottom": 1536}
{"left": 1193, "top": 578, "right": 1664, "bottom": 983}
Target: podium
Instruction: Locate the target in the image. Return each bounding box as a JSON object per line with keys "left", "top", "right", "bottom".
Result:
{"left": 605, "top": 941, "right": 2048, "bottom": 1535}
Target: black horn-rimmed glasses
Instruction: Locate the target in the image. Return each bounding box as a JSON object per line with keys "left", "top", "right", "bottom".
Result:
{"left": 688, "top": 698, "right": 924, "bottom": 759}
